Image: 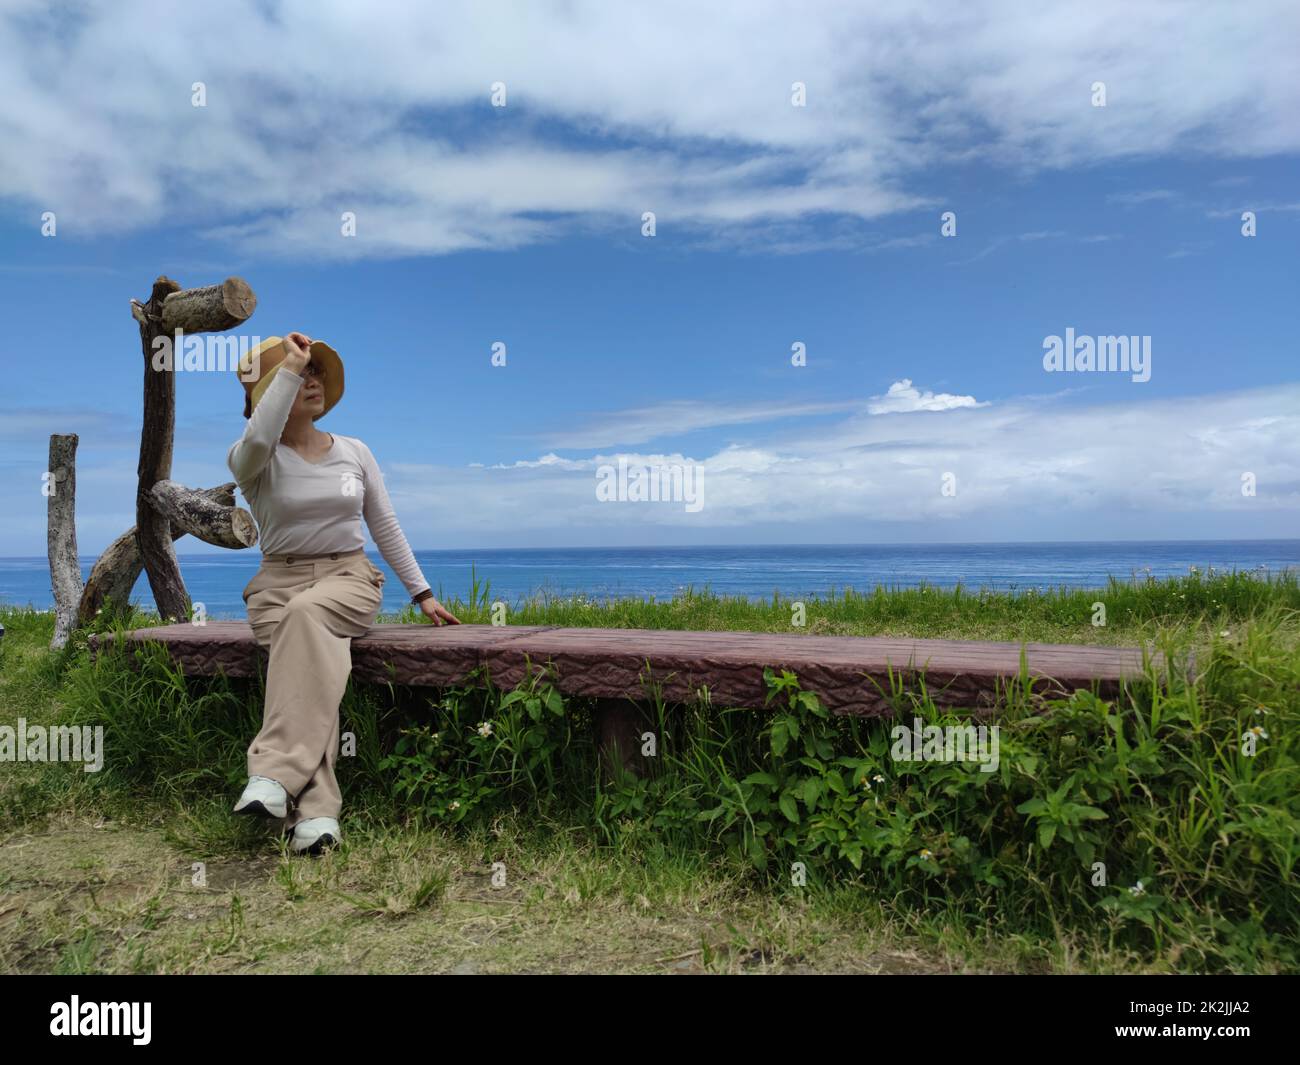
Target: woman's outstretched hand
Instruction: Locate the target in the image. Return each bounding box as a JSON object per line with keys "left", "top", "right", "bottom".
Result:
{"left": 419, "top": 597, "right": 462, "bottom": 625}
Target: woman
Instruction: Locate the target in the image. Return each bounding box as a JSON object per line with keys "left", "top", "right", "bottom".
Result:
{"left": 228, "top": 332, "right": 460, "bottom": 855}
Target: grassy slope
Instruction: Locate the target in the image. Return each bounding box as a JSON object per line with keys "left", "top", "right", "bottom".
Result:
{"left": 1, "top": 571, "right": 1296, "bottom": 974}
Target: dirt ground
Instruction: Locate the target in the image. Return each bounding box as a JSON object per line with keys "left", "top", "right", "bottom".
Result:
{"left": 0, "top": 813, "right": 958, "bottom": 975}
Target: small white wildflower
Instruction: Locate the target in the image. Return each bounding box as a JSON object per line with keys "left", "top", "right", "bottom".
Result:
{"left": 449, "top": 800, "right": 460, "bottom": 811}
{"left": 1249, "top": 725, "right": 1268, "bottom": 740}
{"left": 919, "top": 848, "right": 933, "bottom": 860}
{"left": 1220, "top": 630, "right": 1230, "bottom": 638}
{"left": 476, "top": 721, "right": 493, "bottom": 738}
{"left": 1129, "top": 881, "right": 1145, "bottom": 897}
{"left": 872, "top": 774, "right": 885, "bottom": 784}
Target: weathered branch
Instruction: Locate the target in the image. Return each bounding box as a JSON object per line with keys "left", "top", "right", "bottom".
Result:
{"left": 159, "top": 277, "right": 256, "bottom": 334}
{"left": 149, "top": 479, "right": 257, "bottom": 549}
{"left": 78, "top": 484, "right": 237, "bottom": 624}
{"left": 47, "top": 434, "right": 83, "bottom": 650}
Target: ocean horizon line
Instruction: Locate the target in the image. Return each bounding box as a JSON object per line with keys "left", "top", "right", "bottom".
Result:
{"left": 4, "top": 536, "right": 1299, "bottom": 564}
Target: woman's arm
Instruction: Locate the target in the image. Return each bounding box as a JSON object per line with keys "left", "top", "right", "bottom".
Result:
{"left": 227, "top": 335, "right": 312, "bottom": 487}
{"left": 226, "top": 369, "right": 303, "bottom": 486}
{"left": 357, "top": 440, "right": 460, "bottom": 624}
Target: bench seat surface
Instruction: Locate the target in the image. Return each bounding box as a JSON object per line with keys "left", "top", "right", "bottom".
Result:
{"left": 91, "top": 622, "right": 1157, "bottom": 715}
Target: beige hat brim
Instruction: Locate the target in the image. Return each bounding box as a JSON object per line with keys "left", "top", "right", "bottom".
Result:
{"left": 246, "top": 338, "right": 345, "bottom": 420}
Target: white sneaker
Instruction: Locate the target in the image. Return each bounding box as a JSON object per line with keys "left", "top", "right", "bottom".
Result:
{"left": 234, "top": 775, "right": 288, "bottom": 819}
{"left": 290, "top": 817, "right": 340, "bottom": 856}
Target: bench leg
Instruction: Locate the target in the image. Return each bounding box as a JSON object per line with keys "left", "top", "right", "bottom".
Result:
{"left": 592, "top": 697, "right": 650, "bottom": 780}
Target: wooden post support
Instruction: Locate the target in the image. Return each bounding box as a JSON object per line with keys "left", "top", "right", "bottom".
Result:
{"left": 131, "top": 276, "right": 257, "bottom": 623}
{"left": 47, "top": 434, "right": 83, "bottom": 650}
{"left": 134, "top": 277, "right": 186, "bottom": 622}
{"left": 77, "top": 484, "right": 242, "bottom": 624}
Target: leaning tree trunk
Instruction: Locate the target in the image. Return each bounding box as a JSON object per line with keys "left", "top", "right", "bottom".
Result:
{"left": 77, "top": 483, "right": 240, "bottom": 625}
{"left": 47, "top": 434, "right": 83, "bottom": 650}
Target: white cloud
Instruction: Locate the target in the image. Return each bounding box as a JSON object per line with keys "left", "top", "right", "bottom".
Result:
{"left": 537, "top": 398, "right": 861, "bottom": 449}
{"left": 1, "top": 1, "right": 1297, "bottom": 258}
{"left": 364, "top": 383, "right": 1300, "bottom": 542}
{"left": 485, "top": 452, "right": 587, "bottom": 470}
{"left": 867, "top": 379, "right": 984, "bottom": 414}
{"left": 8, "top": 383, "right": 1297, "bottom": 553}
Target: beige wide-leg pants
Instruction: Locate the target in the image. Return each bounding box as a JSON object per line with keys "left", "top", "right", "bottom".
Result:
{"left": 242, "top": 548, "right": 385, "bottom": 829}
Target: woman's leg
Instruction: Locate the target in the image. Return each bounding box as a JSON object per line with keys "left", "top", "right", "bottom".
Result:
{"left": 244, "top": 557, "right": 384, "bottom": 828}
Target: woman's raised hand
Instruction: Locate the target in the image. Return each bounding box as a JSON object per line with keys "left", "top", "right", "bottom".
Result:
{"left": 281, "top": 332, "right": 313, "bottom": 375}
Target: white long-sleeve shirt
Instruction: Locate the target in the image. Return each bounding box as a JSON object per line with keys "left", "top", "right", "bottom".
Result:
{"left": 226, "top": 368, "right": 431, "bottom": 599}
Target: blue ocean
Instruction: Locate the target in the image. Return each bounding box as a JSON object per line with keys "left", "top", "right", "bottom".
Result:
{"left": 1, "top": 541, "right": 1297, "bottom": 620}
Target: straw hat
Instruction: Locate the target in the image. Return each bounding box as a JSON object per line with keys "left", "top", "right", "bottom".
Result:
{"left": 238, "top": 336, "right": 344, "bottom": 420}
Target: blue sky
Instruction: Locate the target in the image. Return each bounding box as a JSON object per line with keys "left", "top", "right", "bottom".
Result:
{"left": 2, "top": 1, "right": 1298, "bottom": 555}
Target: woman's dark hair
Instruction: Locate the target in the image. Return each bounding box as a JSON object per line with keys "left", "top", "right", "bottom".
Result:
{"left": 243, "top": 393, "right": 251, "bottom": 419}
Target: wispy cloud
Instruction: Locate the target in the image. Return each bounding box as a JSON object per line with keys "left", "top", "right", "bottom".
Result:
{"left": 1106, "top": 189, "right": 1179, "bottom": 207}
{"left": 865, "top": 233, "right": 938, "bottom": 252}
{"left": 536, "top": 398, "right": 860, "bottom": 449}
{"left": 1167, "top": 241, "right": 1215, "bottom": 259}
{"left": 372, "top": 383, "right": 1300, "bottom": 541}
{"left": 1205, "top": 201, "right": 1300, "bottom": 218}
{"left": 0, "top": 407, "right": 131, "bottom": 443}
{"left": 0, "top": 262, "right": 127, "bottom": 276}
{"left": 2, "top": 1, "right": 1298, "bottom": 259}
{"left": 950, "top": 230, "right": 1070, "bottom": 265}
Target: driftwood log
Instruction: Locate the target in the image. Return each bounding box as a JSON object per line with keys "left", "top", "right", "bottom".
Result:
{"left": 130, "top": 276, "right": 257, "bottom": 622}
{"left": 149, "top": 480, "right": 256, "bottom": 549}
{"left": 77, "top": 484, "right": 243, "bottom": 624}
{"left": 47, "top": 434, "right": 83, "bottom": 650}
{"left": 158, "top": 277, "right": 258, "bottom": 335}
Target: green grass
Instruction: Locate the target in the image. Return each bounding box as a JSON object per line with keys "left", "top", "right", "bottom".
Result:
{"left": 431, "top": 563, "right": 1300, "bottom": 643}
{"left": 1, "top": 569, "right": 1296, "bottom": 973}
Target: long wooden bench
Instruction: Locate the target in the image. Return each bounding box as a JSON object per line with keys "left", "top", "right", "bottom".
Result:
{"left": 90, "top": 622, "right": 1160, "bottom": 716}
